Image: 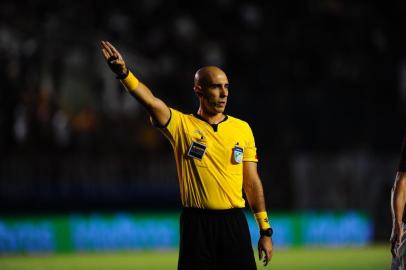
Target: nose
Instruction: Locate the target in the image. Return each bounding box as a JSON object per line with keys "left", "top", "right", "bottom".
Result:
{"left": 220, "top": 86, "right": 228, "bottom": 97}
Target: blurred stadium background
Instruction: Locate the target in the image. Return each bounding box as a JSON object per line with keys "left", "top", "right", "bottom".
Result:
{"left": 1, "top": 0, "right": 405, "bottom": 269}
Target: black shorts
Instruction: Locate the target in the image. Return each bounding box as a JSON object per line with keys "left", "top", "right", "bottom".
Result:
{"left": 178, "top": 207, "right": 257, "bottom": 270}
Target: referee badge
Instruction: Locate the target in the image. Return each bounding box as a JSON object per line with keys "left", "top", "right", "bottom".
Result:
{"left": 187, "top": 141, "right": 207, "bottom": 160}
{"left": 233, "top": 145, "right": 244, "bottom": 164}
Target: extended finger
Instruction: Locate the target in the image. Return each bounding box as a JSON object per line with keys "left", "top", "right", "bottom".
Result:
{"left": 101, "top": 41, "right": 109, "bottom": 52}
{"left": 101, "top": 48, "right": 110, "bottom": 60}
{"left": 263, "top": 250, "right": 270, "bottom": 266}
{"left": 102, "top": 41, "right": 115, "bottom": 57}
{"left": 258, "top": 246, "right": 263, "bottom": 260}
{"left": 101, "top": 43, "right": 114, "bottom": 60}
{"left": 106, "top": 41, "right": 121, "bottom": 59}
{"left": 107, "top": 43, "right": 123, "bottom": 60}
{"left": 101, "top": 41, "right": 109, "bottom": 54}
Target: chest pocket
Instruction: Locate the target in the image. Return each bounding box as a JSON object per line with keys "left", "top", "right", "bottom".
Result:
{"left": 185, "top": 133, "right": 209, "bottom": 168}
{"left": 226, "top": 144, "right": 243, "bottom": 175}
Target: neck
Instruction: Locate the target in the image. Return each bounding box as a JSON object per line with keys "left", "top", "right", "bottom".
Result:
{"left": 196, "top": 107, "right": 225, "bottom": 124}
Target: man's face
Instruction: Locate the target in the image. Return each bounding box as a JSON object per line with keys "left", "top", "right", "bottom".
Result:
{"left": 198, "top": 73, "right": 229, "bottom": 115}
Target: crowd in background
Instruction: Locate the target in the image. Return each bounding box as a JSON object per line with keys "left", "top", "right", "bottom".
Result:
{"left": 1, "top": 0, "right": 406, "bottom": 241}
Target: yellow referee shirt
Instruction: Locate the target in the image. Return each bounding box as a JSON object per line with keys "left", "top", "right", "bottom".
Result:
{"left": 158, "top": 108, "right": 258, "bottom": 210}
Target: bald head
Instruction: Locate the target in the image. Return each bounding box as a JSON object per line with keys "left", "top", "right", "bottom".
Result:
{"left": 193, "top": 66, "right": 229, "bottom": 116}
{"left": 194, "top": 66, "right": 228, "bottom": 87}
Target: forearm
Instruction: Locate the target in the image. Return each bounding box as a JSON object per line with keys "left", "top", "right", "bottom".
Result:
{"left": 101, "top": 41, "right": 170, "bottom": 126}
{"left": 120, "top": 72, "right": 156, "bottom": 108}
{"left": 244, "top": 177, "right": 267, "bottom": 213}
{"left": 120, "top": 72, "right": 170, "bottom": 125}
{"left": 393, "top": 173, "right": 406, "bottom": 227}
{"left": 392, "top": 173, "right": 406, "bottom": 228}
{"left": 244, "top": 176, "right": 272, "bottom": 233}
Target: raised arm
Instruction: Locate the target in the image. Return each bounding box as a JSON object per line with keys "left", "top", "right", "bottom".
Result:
{"left": 243, "top": 161, "right": 273, "bottom": 267}
{"left": 101, "top": 41, "right": 170, "bottom": 126}
{"left": 391, "top": 172, "right": 406, "bottom": 257}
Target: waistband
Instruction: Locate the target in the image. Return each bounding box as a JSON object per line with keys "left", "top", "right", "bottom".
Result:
{"left": 182, "top": 207, "right": 244, "bottom": 215}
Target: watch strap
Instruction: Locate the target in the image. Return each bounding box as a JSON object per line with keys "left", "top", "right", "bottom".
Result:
{"left": 260, "top": 227, "right": 273, "bottom": 237}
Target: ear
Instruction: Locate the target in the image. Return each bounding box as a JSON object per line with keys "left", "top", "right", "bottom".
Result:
{"left": 194, "top": 85, "right": 203, "bottom": 97}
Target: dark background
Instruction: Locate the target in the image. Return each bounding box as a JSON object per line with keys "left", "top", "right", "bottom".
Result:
{"left": 1, "top": 0, "right": 405, "bottom": 242}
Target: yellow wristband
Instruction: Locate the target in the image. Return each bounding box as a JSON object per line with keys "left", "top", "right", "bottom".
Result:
{"left": 120, "top": 71, "right": 139, "bottom": 90}
{"left": 254, "top": 211, "right": 271, "bottom": 230}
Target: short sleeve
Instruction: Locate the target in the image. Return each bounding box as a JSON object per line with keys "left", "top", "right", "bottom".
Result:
{"left": 155, "top": 108, "right": 182, "bottom": 146}
{"left": 399, "top": 136, "right": 406, "bottom": 172}
{"left": 243, "top": 123, "right": 258, "bottom": 162}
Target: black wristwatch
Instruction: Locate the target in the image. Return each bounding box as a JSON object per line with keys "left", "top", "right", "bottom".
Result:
{"left": 260, "top": 228, "right": 273, "bottom": 238}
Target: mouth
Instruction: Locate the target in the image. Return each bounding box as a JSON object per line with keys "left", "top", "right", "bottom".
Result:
{"left": 217, "top": 101, "right": 226, "bottom": 107}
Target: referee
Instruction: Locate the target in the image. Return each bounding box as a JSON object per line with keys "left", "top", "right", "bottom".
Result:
{"left": 391, "top": 135, "right": 406, "bottom": 270}
{"left": 101, "top": 41, "right": 273, "bottom": 269}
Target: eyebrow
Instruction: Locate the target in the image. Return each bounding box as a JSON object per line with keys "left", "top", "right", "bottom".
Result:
{"left": 208, "top": 83, "right": 229, "bottom": 88}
